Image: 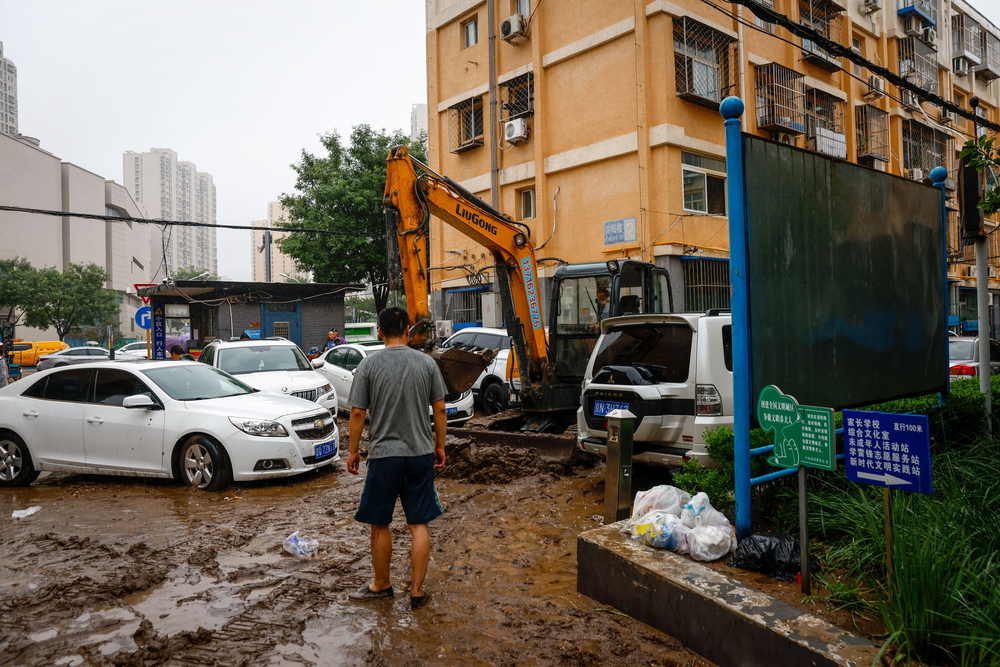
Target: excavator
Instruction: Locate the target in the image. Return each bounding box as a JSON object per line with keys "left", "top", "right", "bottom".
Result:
{"left": 382, "top": 145, "right": 674, "bottom": 432}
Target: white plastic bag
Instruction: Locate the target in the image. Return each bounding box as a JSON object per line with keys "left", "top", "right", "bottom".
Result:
{"left": 627, "top": 485, "right": 691, "bottom": 529}
{"left": 680, "top": 492, "right": 730, "bottom": 529}
{"left": 283, "top": 531, "right": 319, "bottom": 557}
{"left": 688, "top": 524, "right": 737, "bottom": 561}
{"left": 11, "top": 506, "right": 41, "bottom": 519}
{"left": 630, "top": 510, "right": 692, "bottom": 553}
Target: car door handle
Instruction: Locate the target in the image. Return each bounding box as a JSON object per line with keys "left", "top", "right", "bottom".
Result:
{"left": 87, "top": 416, "right": 104, "bottom": 424}
{"left": 23, "top": 410, "right": 38, "bottom": 418}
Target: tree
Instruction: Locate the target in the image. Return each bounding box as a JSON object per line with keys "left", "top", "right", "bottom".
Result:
{"left": 960, "top": 135, "right": 1000, "bottom": 215}
{"left": 278, "top": 125, "right": 426, "bottom": 313}
{"left": 0, "top": 257, "right": 39, "bottom": 327}
{"left": 26, "top": 263, "right": 121, "bottom": 341}
{"left": 172, "top": 265, "right": 221, "bottom": 281}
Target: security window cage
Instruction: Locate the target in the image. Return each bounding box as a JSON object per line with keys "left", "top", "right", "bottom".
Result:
{"left": 856, "top": 104, "right": 889, "bottom": 162}
{"left": 896, "top": 0, "right": 937, "bottom": 26}
{"left": 805, "top": 89, "right": 845, "bottom": 157}
{"left": 682, "top": 258, "right": 731, "bottom": 312}
{"left": 897, "top": 37, "right": 939, "bottom": 94}
{"left": 799, "top": 0, "right": 843, "bottom": 71}
{"left": 448, "top": 96, "right": 485, "bottom": 153}
{"left": 446, "top": 288, "right": 484, "bottom": 324}
{"left": 751, "top": 0, "right": 776, "bottom": 33}
{"left": 755, "top": 63, "right": 806, "bottom": 133}
{"left": 673, "top": 16, "right": 738, "bottom": 109}
{"left": 979, "top": 32, "right": 1000, "bottom": 80}
{"left": 952, "top": 14, "right": 983, "bottom": 63}
{"left": 902, "top": 119, "right": 952, "bottom": 173}
{"left": 498, "top": 73, "right": 534, "bottom": 123}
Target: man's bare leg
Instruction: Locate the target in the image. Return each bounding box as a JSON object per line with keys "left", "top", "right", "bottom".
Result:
{"left": 408, "top": 523, "right": 430, "bottom": 597}
{"left": 370, "top": 524, "right": 393, "bottom": 591}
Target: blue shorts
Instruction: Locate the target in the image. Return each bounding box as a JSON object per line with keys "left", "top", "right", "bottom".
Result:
{"left": 354, "top": 454, "right": 443, "bottom": 526}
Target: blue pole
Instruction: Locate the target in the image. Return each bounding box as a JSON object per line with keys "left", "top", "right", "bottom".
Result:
{"left": 929, "top": 166, "right": 949, "bottom": 404}
{"left": 721, "top": 96, "right": 751, "bottom": 540}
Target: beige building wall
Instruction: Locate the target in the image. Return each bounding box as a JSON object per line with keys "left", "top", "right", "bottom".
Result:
{"left": 251, "top": 202, "right": 310, "bottom": 282}
{"left": 425, "top": 0, "right": 1000, "bottom": 318}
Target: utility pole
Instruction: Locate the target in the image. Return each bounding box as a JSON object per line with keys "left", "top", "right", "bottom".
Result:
{"left": 969, "top": 97, "right": 991, "bottom": 432}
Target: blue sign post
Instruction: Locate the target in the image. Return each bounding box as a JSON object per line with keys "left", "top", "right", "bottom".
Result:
{"left": 152, "top": 306, "right": 166, "bottom": 360}
{"left": 843, "top": 410, "right": 933, "bottom": 495}
{"left": 134, "top": 306, "right": 152, "bottom": 330}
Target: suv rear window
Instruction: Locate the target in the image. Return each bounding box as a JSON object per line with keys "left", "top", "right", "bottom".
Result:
{"left": 592, "top": 323, "right": 693, "bottom": 383}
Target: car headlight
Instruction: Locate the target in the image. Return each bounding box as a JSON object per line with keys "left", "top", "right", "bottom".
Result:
{"left": 319, "top": 383, "right": 333, "bottom": 395}
{"left": 229, "top": 417, "right": 288, "bottom": 437}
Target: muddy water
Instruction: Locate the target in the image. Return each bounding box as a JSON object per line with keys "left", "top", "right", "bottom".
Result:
{"left": 0, "top": 437, "right": 712, "bottom": 667}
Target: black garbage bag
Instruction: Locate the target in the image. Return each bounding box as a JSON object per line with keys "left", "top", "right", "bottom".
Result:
{"left": 727, "top": 533, "right": 801, "bottom": 582}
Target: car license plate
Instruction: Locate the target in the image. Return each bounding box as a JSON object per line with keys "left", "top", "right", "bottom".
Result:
{"left": 593, "top": 400, "right": 629, "bottom": 416}
{"left": 314, "top": 441, "right": 337, "bottom": 459}
{"left": 446, "top": 406, "right": 458, "bottom": 417}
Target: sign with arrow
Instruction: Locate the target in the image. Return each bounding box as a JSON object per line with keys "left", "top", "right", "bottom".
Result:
{"left": 843, "top": 410, "right": 933, "bottom": 495}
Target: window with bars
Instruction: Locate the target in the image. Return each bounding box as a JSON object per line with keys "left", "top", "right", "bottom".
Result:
{"left": 682, "top": 258, "right": 731, "bottom": 312}
{"left": 673, "top": 16, "right": 738, "bottom": 109}
{"left": 799, "top": 0, "right": 843, "bottom": 71}
{"left": 980, "top": 31, "right": 1000, "bottom": 81}
{"left": 755, "top": 63, "right": 806, "bottom": 133}
{"left": 897, "top": 37, "right": 938, "bottom": 94}
{"left": 856, "top": 104, "right": 889, "bottom": 163}
{"left": 952, "top": 14, "right": 982, "bottom": 62}
{"left": 448, "top": 96, "right": 485, "bottom": 153}
{"left": 498, "top": 73, "right": 533, "bottom": 122}
{"left": 805, "top": 89, "right": 846, "bottom": 157}
{"left": 751, "top": 0, "right": 776, "bottom": 33}
{"left": 902, "top": 119, "right": 951, "bottom": 175}
{"left": 446, "top": 289, "right": 484, "bottom": 324}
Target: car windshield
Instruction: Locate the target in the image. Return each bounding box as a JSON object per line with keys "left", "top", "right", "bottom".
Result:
{"left": 592, "top": 323, "right": 693, "bottom": 383}
{"left": 949, "top": 340, "right": 975, "bottom": 362}
{"left": 142, "top": 364, "right": 255, "bottom": 400}
{"left": 217, "top": 345, "right": 312, "bottom": 374}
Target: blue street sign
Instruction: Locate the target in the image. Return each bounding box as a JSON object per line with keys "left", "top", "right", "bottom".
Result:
{"left": 135, "top": 306, "right": 152, "bottom": 330}
{"left": 843, "top": 410, "right": 933, "bottom": 495}
{"left": 152, "top": 307, "right": 166, "bottom": 359}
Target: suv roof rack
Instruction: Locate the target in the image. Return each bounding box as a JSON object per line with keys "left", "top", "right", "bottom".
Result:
{"left": 705, "top": 308, "right": 731, "bottom": 316}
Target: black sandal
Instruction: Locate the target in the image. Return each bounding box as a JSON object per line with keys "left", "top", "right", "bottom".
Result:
{"left": 348, "top": 584, "right": 394, "bottom": 601}
{"left": 410, "top": 592, "right": 432, "bottom": 610}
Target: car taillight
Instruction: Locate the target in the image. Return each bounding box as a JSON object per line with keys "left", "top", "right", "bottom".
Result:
{"left": 950, "top": 364, "right": 977, "bottom": 377}
{"left": 696, "top": 384, "right": 723, "bottom": 415}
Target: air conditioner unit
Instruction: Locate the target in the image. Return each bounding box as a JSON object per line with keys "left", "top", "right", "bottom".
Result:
{"left": 774, "top": 132, "right": 796, "bottom": 146}
{"left": 953, "top": 57, "right": 970, "bottom": 75}
{"left": 940, "top": 107, "right": 955, "bottom": 123}
{"left": 434, "top": 320, "right": 454, "bottom": 339}
{"left": 901, "top": 89, "right": 921, "bottom": 109}
{"left": 863, "top": 0, "right": 881, "bottom": 11}
{"left": 908, "top": 167, "right": 926, "bottom": 181}
{"left": 504, "top": 118, "right": 530, "bottom": 144}
{"left": 921, "top": 27, "right": 937, "bottom": 49}
{"left": 865, "top": 75, "right": 885, "bottom": 98}
{"left": 500, "top": 13, "right": 527, "bottom": 43}
{"left": 903, "top": 16, "right": 922, "bottom": 36}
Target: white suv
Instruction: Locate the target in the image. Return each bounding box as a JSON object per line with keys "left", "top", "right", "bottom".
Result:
{"left": 440, "top": 327, "right": 512, "bottom": 414}
{"left": 576, "top": 312, "right": 732, "bottom": 468}
{"left": 198, "top": 339, "right": 338, "bottom": 415}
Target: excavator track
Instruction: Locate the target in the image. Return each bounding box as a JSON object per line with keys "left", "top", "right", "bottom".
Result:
{"left": 447, "top": 410, "right": 580, "bottom": 464}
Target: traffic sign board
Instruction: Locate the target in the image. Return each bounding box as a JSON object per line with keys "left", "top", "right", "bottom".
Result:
{"left": 843, "top": 410, "right": 933, "bottom": 495}
{"left": 134, "top": 283, "right": 157, "bottom": 304}
{"left": 757, "top": 385, "right": 836, "bottom": 471}
{"left": 135, "top": 306, "right": 152, "bottom": 330}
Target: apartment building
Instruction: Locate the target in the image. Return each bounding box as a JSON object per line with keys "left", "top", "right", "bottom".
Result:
{"left": 0, "top": 41, "right": 18, "bottom": 137}
{"left": 123, "top": 148, "right": 218, "bottom": 279}
{"left": 251, "top": 202, "right": 310, "bottom": 282}
{"left": 425, "top": 0, "right": 1000, "bottom": 329}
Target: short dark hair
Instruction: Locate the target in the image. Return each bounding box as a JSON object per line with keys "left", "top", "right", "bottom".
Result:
{"left": 170, "top": 344, "right": 186, "bottom": 355}
{"left": 378, "top": 307, "right": 409, "bottom": 338}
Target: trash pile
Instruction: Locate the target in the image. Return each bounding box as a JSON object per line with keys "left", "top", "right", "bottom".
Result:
{"left": 283, "top": 531, "right": 319, "bottom": 557}
{"left": 623, "top": 486, "right": 736, "bottom": 562}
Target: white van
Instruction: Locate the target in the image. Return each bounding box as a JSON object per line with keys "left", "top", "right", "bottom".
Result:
{"left": 576, "top": 311, "right": 733, "bottom": 468}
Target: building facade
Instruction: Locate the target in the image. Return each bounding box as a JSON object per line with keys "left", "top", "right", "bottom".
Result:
{"left": 425, "top": 0, "right": 1000, "bottom": 332}
{"left": 0, "top": 41, "right": 18, "bottom": 137}
{"left": 123, "top": 148, "right": 218, "bottom": 279}
{"left": 251, "top": 202, "right": 310, "bottom": 282}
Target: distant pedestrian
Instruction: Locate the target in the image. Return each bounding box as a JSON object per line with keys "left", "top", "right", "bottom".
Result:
{"left": 239, "top": 332, "right": 251, "bottom": 340}
{"left": 325, "top": 329, "right": 344, "bottom": 350}
{"left": 0, "top": 342, "right": 8, "bottom": 388}
{"left": 170, "top": 344, "right": 195, "bottom": 361}
{"left": 347, "top": 307, "right": 446, "bottom": 611}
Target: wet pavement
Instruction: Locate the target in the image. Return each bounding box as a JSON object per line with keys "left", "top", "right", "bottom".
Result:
{"left": 0, "top": 435, "right": 714, "bottom": 667}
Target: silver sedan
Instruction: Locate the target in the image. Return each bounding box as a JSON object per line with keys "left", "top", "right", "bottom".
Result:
{"left": 35, "top": 347, "right": 113, "bottom": 371}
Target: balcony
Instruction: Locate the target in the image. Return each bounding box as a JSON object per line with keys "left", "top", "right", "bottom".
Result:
{"left": 896, "top": 0, "right": 935, "bottom": 28}
{"left": 977, "top": 31, "right": 1000, "bottom": 81}
{"left": 952, "top": 14, "right": 983, "bottom": 65}
{"left": 755, "top": 63, "right": 806, "bottom": 133}
{"left": 802, "top": 38, "right": 842, "bottom": 71}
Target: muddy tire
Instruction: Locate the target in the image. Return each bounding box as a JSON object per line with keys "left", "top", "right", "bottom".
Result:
{"left": 481, "top": 381, "right": 508, "bottom": 416}
{"left": 176, "top": 436, "right": 231, "bottom": 491}
{"left": 0, "top": 431, "right": 40, "bottom": 487}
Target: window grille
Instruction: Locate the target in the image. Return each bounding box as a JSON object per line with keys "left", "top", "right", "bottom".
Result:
{"left": 896, "top": 0, "right": 936, "bottom": 25}
{"left": 979, "top": 32, "right": 1000, "bottom": 81}
{"left": 448, "top": 96, "right": 484, "bottom": 153}
{"left": 755, "top": 63, "right": 806, "bottom": 133}
{"left": 897, "top": 37, "right": 938, "bottom": 94}
{"left": 682, "top": 259, "right": 731, "bottom": 312}
{"left": 751, "top": 0, "right": 776, "bottom": 33}
{"left": 273, "top": 322, "right": 290, "bottom": 339}
{"left": 902, "top": 119, "right": 952, "bottom": 173}
{"left": 952, "top": 14, "right": 982, "bottom": 62}
{"left": 498, "top": 73, "right": 534, "bottom": 122}
{"left": 673, "top": 17, "right": 738, "bottom": 109}
{"left": 856, "top": 105, "right": 889, "bottom": 162}
{"left": 804, "top": 89, "right": 845, "bottom": 157}
{"left": 799, "top": 0, "right": 843, "bottom": 71}
{"left": 446, "top": 289, "right": 484, "bottom": 324}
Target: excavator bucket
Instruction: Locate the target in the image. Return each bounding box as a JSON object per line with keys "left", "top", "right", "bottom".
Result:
{"left": 430, "top": 346, "right": 496, "bottom": 394}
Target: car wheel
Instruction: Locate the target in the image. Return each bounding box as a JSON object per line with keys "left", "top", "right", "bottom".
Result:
{"left": 481, "top": 381, "right": 508, "bottom": 415}
{"left": 0, "top": 431, "right": 40, "bottom": 487}
{"left": 176, "top": 436, "right": 231, "bottom": 492}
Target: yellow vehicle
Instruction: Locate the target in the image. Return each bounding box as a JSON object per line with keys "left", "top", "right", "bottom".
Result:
{"left": 9, "top": 340, "right": 69, "bottom": 368}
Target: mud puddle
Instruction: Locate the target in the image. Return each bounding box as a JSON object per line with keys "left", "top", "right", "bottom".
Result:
{"left": 1, "top": 436, "right": 712, "bottom": 667}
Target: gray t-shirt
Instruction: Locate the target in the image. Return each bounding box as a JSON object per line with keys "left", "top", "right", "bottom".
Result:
{"left": 348, "top": 345, "right": 447, "bottom": 459}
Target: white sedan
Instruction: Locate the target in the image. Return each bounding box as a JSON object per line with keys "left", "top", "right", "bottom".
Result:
{"left": 312, "top": 343, "right": 475, "bottom": 425}
{"left": 0, "top": 360, "right": 339, "bottom": 491}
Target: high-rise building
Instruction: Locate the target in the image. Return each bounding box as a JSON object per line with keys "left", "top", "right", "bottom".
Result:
{"left": 251, "top": 202, "right": 310, "bottom": 282}
{"left": 0, "top": 41, "right": 18, "bottom": 137}
{"left": 123, "top": 148, "right": 217, "bottom": 278}
{"left": 411, "top": 103, "right": 428, "bottom": 142}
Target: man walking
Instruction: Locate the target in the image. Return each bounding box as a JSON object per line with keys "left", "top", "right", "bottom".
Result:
{"left": 346, "top": 307, "right": 447, "bottom": 610}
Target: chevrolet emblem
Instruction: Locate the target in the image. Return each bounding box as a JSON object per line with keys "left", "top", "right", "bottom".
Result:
{"left": 315, "top": 419, "right": 325, "bottom": 429}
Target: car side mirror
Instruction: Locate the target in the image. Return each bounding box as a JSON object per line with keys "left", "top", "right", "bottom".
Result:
{"left": 312, "top": 359, "right": 323, "bottom": 369}
{"left": 123, "top": 394, "right": 158, "bottom": 409}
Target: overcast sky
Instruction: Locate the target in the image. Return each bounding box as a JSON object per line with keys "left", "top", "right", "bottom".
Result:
{"left": 0, "top": 1, "right": 426, "bottom": 280}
